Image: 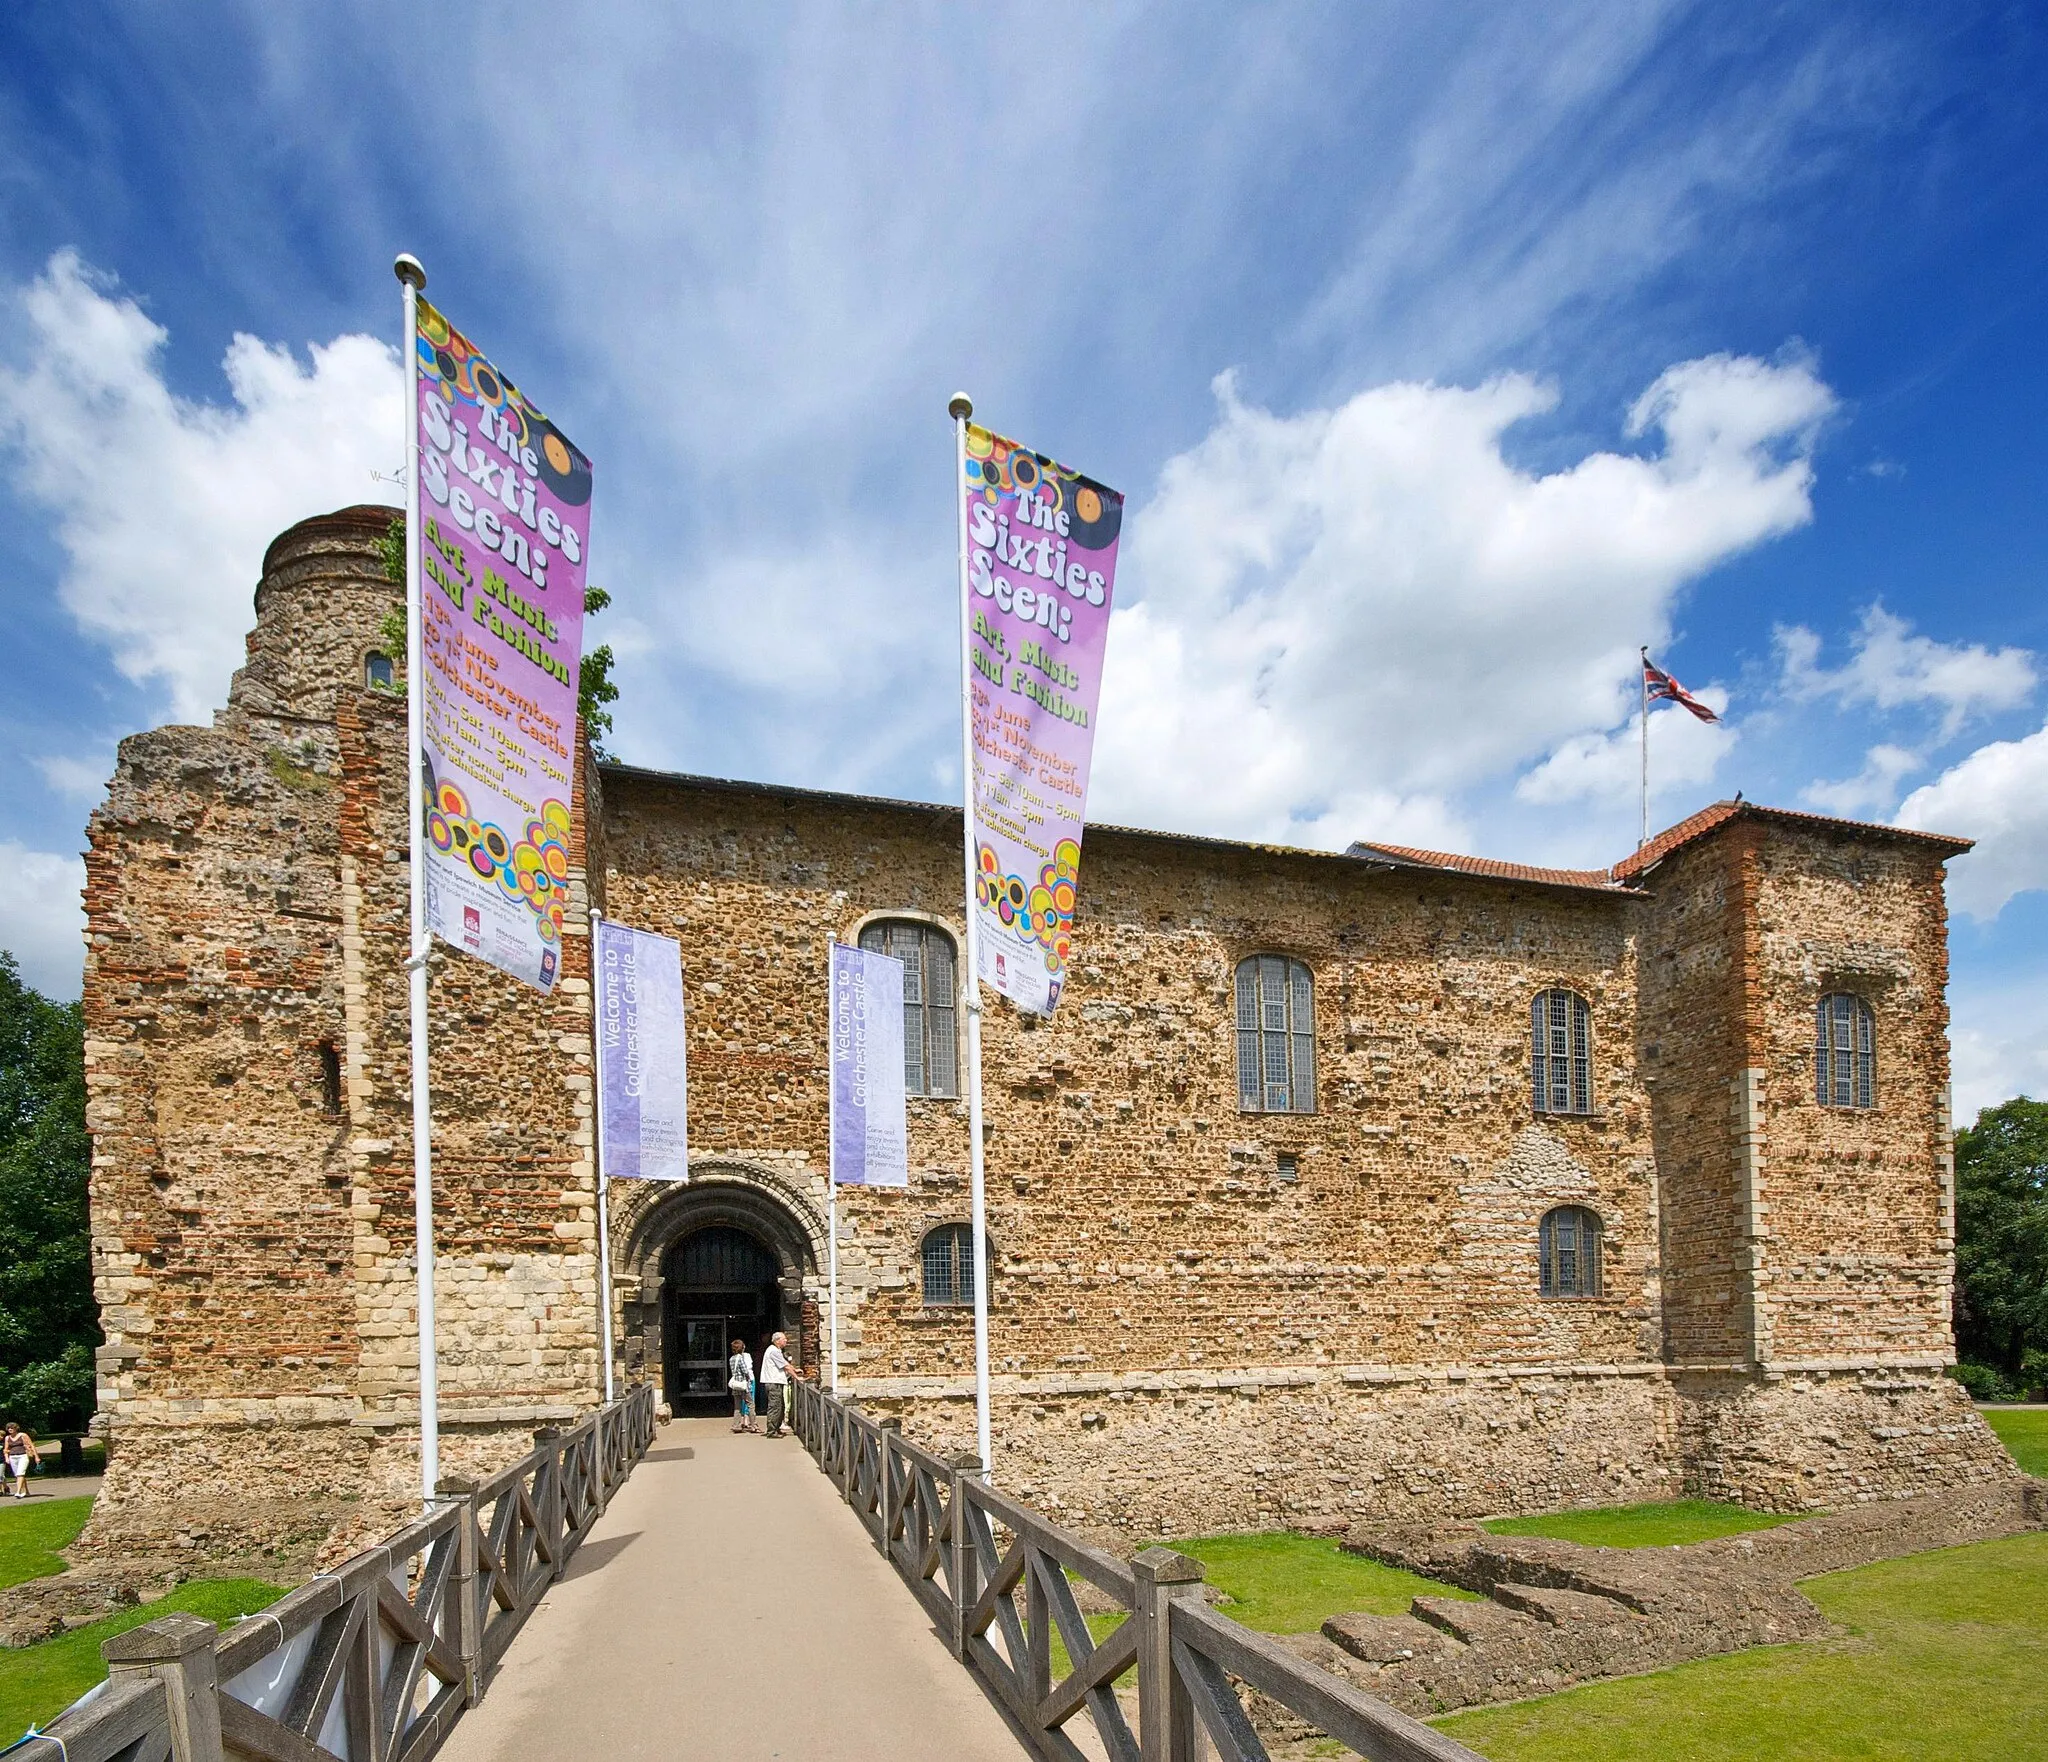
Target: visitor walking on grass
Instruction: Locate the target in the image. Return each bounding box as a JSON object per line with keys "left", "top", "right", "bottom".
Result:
{"left": 3, "top": 1422, "right": 38, "bottom": 1498}
{"left": 728, "top": 1339, "right": 757, "bottom": 1433}
{"left": 760, "top": 1331, "right": 793, "bottom": 1437}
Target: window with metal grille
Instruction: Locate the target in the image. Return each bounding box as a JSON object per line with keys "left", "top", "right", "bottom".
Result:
{"left": 1531, "top": 988, "right": 1593, "bottom": 1115}
{"left": 364, "top": 651, "right": 395, "bottom": 692}
{"left": 1815, "top": 993, "right": 1876, "bottom": 1109}
{"left": 1234, "top": 955, "right": 1316, "bottom": 1113}
{"left": 1539, "top": 1206, "right": 1602, "bottom": 1298}
{"left": 921, "top": 1223, "right": 978, "bottom": 1307}
{"left": 858, "top": 920, "right": 958, "bottom": 1098}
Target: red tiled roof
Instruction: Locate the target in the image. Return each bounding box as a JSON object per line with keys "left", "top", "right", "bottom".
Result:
{"left": 1354, "top": 801, "right": 1974, "bottom": 895}
{"left": 1348, "top": 843, "right": 1622, "bottom": 892}
{"left": 1610, "top": 800, "right": 1973, "bottom": 882}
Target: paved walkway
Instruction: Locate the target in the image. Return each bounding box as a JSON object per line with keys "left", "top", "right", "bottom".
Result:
{"left": 436, "top": 1417, "right": 1028, "bottom": 1762}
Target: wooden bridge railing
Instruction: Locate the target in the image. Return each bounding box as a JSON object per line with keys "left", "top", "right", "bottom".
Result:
{"left": 22, "top": 1383, "right": 659, "bottom": 1762}
{"left": 793, "top": 1379, "right": 1482, "bottom": 1762}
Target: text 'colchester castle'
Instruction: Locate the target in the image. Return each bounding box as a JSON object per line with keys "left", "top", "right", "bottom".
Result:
{"left": 77, "top": 507, "right": 2018, "bottom": 1560}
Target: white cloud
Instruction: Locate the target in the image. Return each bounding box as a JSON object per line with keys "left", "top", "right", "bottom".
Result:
{"left": 1801, "top": 742, "right": 1918, "bottom": 817}
{"left": 1949, "top": 973, "right": 2048, "bottom": 1121}
{"left": 1896, "top": 720, "right": 2048, "bottom": 920}
{"left": 1777, "top": 604, "right": 2035, "bottom": 736}
{"left": 35, "top": 751, "right": 114, "bottom": 802}
{"left": 0, "top": 250, "right": 401, "bottom": 724}
{"left": 0, "top": 844, "right": 85, "bottom": 1000}
{"left": 1516, "top": 697, "right": 1735, "bottom": 808}
{"left": 1091, "top": 353, "right": 1831, "bottom": 847}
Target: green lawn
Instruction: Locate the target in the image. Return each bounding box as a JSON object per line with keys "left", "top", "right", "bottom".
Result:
{"left": 1981, "top": 1407, "right": 2048, "bottom": 1477}
{"left": 1481, "top": 1499, "right": 1804, "bottom": 1550}
{"left": 1043, "top": 1531, "right": 1476, "bottom": 1686}
{"left": 0, "top": 1497, "right": 94, "bottom": 1592}
{"left": 0, "top": 1578, "right": 284, "bottom": 1741}
{"left": 1437, "top": 1530, "right": 2048, "bottom": 1762}
{"left": 1172, "top": 1531, "right": 1481, "bottom": 1630}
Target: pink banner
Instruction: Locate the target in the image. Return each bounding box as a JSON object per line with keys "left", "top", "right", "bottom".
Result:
{"left": 961, "top": 424, "right": 1122, "bottom": 1015}
{"left": 411, "top": 299, "right": 590, "bottom": 992}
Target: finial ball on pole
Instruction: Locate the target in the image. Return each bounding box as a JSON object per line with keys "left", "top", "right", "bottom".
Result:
{"left": 393, "top": 253, "right": 428, "bottom": 291}
{"left": 948, "top": 392, "right": 974, "bottom": 421}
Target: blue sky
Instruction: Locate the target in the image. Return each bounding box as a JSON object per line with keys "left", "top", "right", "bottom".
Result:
{"left": 2, "top": 3, "right": 2045, "bottom": 1115}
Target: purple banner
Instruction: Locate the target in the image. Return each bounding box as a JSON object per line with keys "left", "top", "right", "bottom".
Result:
{"left": 829, "top": 943, "right": 907, "bottom": 1188}
{"left": 411, "top": 297, "right": 591, "bottom": 992}
{"left": 961, "top": 424, "right": 1122, "bottom": 1015}
{"left": 595, "top": 921, "right": 689, "bottom": 1183}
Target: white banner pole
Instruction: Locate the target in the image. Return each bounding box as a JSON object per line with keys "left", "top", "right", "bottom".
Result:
{"left": 949, "top": 392, "right": 993, "bottom": 1479}
{"left": 1639, "top": 647, "right": 1650, "bottom": 850}
{"left": 591, "top": 911, "right": 615, "bottom": 1405}
{"left": 394, "top": 252, "right": 440, "bottom": 1506}
{"left": 827, "top": 937, "right": 840, "bottom": 1392}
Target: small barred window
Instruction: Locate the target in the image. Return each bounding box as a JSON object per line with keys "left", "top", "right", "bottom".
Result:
{"left": 364, "top": 651, "right": 395, "bottom": 691}
{"left": 1815, "top": 993, "right": 1876, "bottom": 1109}
{"left": 858, "top": 919, "right": 958, "bottom": 1098}
{"left": 1531, "top": 989, "right": 1593, "bottom": 1115}
{"left": 1539, "top": 1206, "right": 1602, "bottom": 1298}
{"left": 921, "top": 1223, "right": 977, "bottom": 1307}
{"left": 1235, "top": 955, "right": 1316, "bottom": 1113}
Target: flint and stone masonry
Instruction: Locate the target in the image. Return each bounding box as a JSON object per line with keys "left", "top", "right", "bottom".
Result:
{"left": 80, "top": 508, "right": 2016, "bottom": 1558}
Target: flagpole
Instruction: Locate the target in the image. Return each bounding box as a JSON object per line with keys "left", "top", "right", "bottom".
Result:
{"left": 590, "top": 911, "right": 615, "bottom": 1405}
{"left": 949, "top": 392, "right": 993, "bottom": 1480}
{"left": 827, "top": 936, "right": 840, "bottom": 1393}
{"left": 1639, "top": 647, "right": 1650, "bottom": 851}
{"left": 394, "top": 252, "right": 440, "bottom": 1505}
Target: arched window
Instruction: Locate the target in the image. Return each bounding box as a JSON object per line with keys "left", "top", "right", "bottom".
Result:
{"left": 921, "top": 1223, "right": 978, "bottom": 1307}
{"left": 1816, "top": 993, "right": 1876, "bottom": 1109}
{"left": 364, "top": 651, "right": 395, "bottom": 692}
{"left": 1235, "top": 955, "right": 1316, "bottom": 1113}
{"left": 858, "top": 920, "right": 958, "bottom": 1098}
{"left": 1539, "top": 1206, "right": 1602, "bottom": 1298}
{"left": 1531, "top": 988, "right": 1593, "bottom": 1115}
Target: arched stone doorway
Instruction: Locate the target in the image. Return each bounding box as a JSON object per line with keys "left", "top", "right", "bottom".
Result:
{"left": 613, "top": 1160, "right": 825, "bottom": 1409}
{"left": 665, "top": 1226, "right": 783, "bottom": 1410}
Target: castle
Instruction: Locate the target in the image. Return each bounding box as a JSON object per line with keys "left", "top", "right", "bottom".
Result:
{"left": 79, "top": 507, "right": 2016, "bottom": 1557}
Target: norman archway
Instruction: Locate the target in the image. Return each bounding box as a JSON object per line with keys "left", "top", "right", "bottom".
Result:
{"left": 611, "top": 1160, "right": 826, "bottom": 1406}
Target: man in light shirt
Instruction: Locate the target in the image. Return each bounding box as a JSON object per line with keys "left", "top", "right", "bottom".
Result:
{"left": 759, "top": 1330, "right": 794, "bottom": 1437}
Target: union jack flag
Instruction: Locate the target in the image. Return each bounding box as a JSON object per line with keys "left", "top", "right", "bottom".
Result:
{"left": 1643, "top": 652, "right": 1720, "bottom": 723}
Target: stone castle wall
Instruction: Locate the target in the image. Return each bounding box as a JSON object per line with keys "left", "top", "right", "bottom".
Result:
{"left": 82, "top": 510, "right": 605, "bottom": 1559}
{"left": 80, "top": 507, "right": 2020, "bottom": 1558}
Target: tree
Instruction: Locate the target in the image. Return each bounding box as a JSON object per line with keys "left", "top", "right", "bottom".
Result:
{"left": 378, "top": 516, "right": 620, "bottom": 753}
{"left": 0, "top": 953, "right": 98, "bottom": 1433}
{"left": 1953, "top": 1096, "right": 2048, "bottom": 1384}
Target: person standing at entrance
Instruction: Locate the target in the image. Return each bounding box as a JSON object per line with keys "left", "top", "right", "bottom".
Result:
{"left": 727, "top": 1339, "right": 757, "bottom": 1433}
{"left": 759, "top": 1331, "right": 793, "bottom": 1437}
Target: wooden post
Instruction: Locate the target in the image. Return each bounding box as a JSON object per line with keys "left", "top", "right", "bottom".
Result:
{"left": 878, "top": 1418, "right": 902, "bottom": 1560}
{"left": 104, "top": 1613, "right": 226, "bottom": 1762}
{"left": 437, "top": 1475, "right": 483, "bottom": 1706}
{"left": 533, "top": 1427, "right": 566, "bottom": 1580}
{"left": 1133, "top": 1546, "right": 1206, "bottom": 1762}
{"left": 946, "top": 1448, "right": 983, "bottom": 1661}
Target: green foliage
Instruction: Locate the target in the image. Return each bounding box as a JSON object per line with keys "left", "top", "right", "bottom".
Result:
{"left": 580, "top": 585, "right": 618, "bottom": 756}
{"left": 1954, "top": 1360, "right": 2018, "bottom": 1402}
{"left": 0, "top": 1495, "right": 92, "bottom": 1591}
{"left": 1955, "top": 1097, "right": 2048, "bottom": 1385}
{"left": 378, "top": 514, "right": 405, "bottom": 587}
{"left": 1983, "top": 1407, "right": 2048, "bottom": 1476}
{"left": 0, "top": 1577, "right": 283, "bottom": 1739}
{"left": 0, "top": 955, "right": 97, "bottom": 1434}
{"left": 1437, "top": 1530, "right": 2048, "bottom": 1762}
{"left": 1481, "top": 1499, "right": 1803, "bottom": 1549}
{"left": 1168, "top": 1531, "right": 1479, "bottom": 1631}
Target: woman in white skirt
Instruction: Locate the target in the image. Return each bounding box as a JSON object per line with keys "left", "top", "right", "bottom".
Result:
{"left": 2, "top": 1422, "right": 39, "bottom": 1498}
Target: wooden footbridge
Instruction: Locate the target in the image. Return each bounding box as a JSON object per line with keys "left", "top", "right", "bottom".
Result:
{"left": 26, "top": 1383, "right": 1481, "bottom": 1762}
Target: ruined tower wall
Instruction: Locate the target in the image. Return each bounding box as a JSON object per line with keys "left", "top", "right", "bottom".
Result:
{"left": 82, "top": 510, "right": 606, "bottom": 1563}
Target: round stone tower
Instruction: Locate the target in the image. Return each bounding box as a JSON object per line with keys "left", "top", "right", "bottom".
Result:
{"left": 225, "top": 504, "right": 404, "bottom": 734}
